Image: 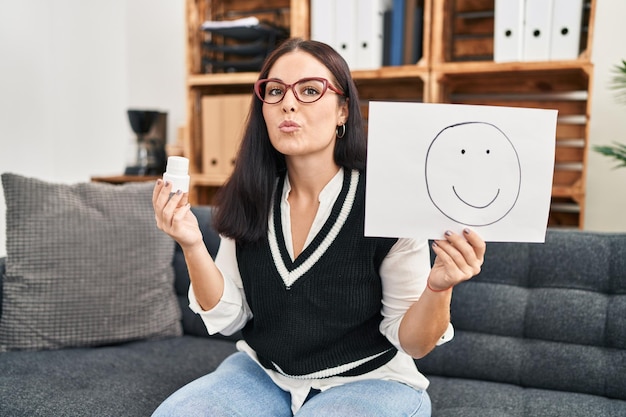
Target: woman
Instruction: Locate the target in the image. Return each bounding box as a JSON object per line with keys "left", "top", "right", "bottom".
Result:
{"left": 152, "top": 38, "right": 485, "bottom": 416}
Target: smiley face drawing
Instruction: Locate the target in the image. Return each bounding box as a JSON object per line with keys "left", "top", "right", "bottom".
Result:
{"left": 425, "top": 121, "right": 521, "bottom": 226}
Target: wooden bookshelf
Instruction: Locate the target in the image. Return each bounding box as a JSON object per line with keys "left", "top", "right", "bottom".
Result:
{"left": 184, "top": 0, "right": 596, "bottom": 227}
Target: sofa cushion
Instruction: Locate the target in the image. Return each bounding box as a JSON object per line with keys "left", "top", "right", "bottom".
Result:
{"left": 0, "top": 335, "right": 237, "bottom": 417}
{"left": 0, "top": 173, "right": 181, "bottom": 351}
{"left": 426, "top": 376, "right": 626, "bottom": 417}
{"left": 418, "top": 229, "right": 626, "bottom": 401}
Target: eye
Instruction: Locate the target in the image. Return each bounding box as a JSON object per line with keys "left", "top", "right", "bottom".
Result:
{"left": 461, "top": 149, "right": 466, "bottom": 154}
{"left": 265, "top": 82, "right": 285, "bottom": 97}
{"left": 296, "top": 79, "right": 325, "bottom": 98}
{"left": 486, "top": 149, "right": 490, "bottom": 154}
{"left": 302, "top": 86, "right": 320, "bottom": 96}
{"left": 298, "top": 84, "right": 322, "bottom": 97}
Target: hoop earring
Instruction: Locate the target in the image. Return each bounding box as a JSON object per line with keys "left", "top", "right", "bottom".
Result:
{"left": 336, "top": 124, "right": 346, "bottom": 139}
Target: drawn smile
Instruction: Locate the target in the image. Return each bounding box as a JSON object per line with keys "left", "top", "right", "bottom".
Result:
{"left": 452, "top": 186, "right": 500, "bottom": 209}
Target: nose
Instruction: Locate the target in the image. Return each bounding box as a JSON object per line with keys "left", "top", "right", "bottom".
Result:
{"left": 281, "top": 86, "right": 298, "bottom": 112}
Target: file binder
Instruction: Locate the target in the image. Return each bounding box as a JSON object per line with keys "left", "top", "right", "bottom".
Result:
{"left": 493, "top": 0, "right": 525, "bottom": 62}
{"left": 310, "top": 0, "right": 335, "bottom": 47}
{"left": 549, "top": 0, "right": 583, "bottom": 60}
{"left": 201, "top": 95, "right": 251, "bottom": 177}
{"left": 523, "top": 0, "right": 554, "bottom": 61}
{"left": 382, "top": 9, "right": 393, "bottom": 66}
{"left": 403, "top": 0, "right": 424, "bottom": 64}
{"left": 355, "top": 0, "right": 391, "bottom": 70}
{"left": 334, "top": 0, "right": 357, "bottom": 68}
{"left": 389, "top": 0, "right": 406, "bottom": 66}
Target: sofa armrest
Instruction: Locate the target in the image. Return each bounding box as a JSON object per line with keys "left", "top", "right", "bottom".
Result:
{"left": 0, "top": 256, "right": 4, "bottom": 319}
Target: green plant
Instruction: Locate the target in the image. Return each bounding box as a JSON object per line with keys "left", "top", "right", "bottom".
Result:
{"left": 611, "top": 59, "right": 626, "bottom": 103}
{"left": 592, "top": 59, "right": 626, "bottom": 168}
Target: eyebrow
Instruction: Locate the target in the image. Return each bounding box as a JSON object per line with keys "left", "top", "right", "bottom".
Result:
{"left": 265, "top": 77, "right": 319, "bottom": 82}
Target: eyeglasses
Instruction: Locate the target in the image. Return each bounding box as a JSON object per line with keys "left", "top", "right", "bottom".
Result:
{"left": 254, "top": 77, "right": 345, "bottom": 104}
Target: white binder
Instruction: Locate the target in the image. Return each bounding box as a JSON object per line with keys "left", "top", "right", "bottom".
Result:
{"left": 493, "top": 0, "right": 525, "bottom": 62}
{"left": 354, "top": 0, "right": 390, "bottom": 70}
{"left": 523, "top": 0, "right": 554, "bottom": 61}
{"left": 310, "top": 0, "right": 335, "bottom": 47}
{"left": 549, "top": 0, "right": 583, "bottom": 60}
{"left": 334, "top": 0, "right": 357, "bottom": 68}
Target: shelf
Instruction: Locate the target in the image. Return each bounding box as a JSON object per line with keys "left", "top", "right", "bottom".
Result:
{"left": 188, "top": 72, "right": 259, "bottom": 87}
{"left": 184, "top": 0, "right": 596, "bottom": 228}
{"left": 552, "top": 185, "right": 584, "bottom": 200}
{"left": 192, "top": 174, "right": 230, "bottom": 187}
{"left": 431, "top": 0, "right": 595, "bottom": 66}
{"left": 352, "top": 64, "right": 428, "bottom": 81}
{"left": 91, "top": 175, "right": 160, "bottom": 184}
{"left": 432, "top": 60, "right": 593, "bottom": 77}
{"left": 187, "top": 64, "right": 430, "bottom": 88}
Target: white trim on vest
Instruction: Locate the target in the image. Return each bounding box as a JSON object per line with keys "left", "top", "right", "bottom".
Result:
{"left": 268, "top": 170, "right": 359, "bottom": 288}
{"left": 271, "top": 348, "right": 392, "bottom": 379}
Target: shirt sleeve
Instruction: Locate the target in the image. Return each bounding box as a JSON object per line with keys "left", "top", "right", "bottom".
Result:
{"left": 378, "top": 238, "right": 454, "bottom": 353}
{"left": 188, "top": 237, "right": 253, "bottom": 336}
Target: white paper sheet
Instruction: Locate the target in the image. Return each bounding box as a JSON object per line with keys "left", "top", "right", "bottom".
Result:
{"left": 365, "top": 102, "right": 558, "bottom": 242}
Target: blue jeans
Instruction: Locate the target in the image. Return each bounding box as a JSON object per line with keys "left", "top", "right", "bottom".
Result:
{"left": 152, "top": 352, "right": 432, "bottom": 417}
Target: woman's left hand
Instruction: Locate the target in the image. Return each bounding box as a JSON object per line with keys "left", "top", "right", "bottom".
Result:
{"left": 428, "top": 229, "right": 486, "bottom": 291}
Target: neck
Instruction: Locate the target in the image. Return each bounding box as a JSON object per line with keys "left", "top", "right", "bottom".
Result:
{"left": 286, "top": 154, "right": 341, "bottom": 193}
{"left": 286, "top": 162, "right": 341, "bottom": 200}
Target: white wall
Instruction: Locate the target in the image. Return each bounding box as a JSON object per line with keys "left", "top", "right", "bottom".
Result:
{"left": 585, "top": 0, "right": 626, "bottom": 232}
{"left": 125, "top": 0, "right": 186, "bottom": 140}
{"left": 0, "top": 0, "right": 185, "bottom": 256}
{"left": 0, "top": 1, "right": 625, "bottom": 257}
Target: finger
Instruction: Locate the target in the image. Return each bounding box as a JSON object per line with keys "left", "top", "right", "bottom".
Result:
{"left": 154, "top": 181, "right": 174, "bottom": 214}
{"left": 431, "top": 240, "right": 453, "bottom": 265}
{"left": 444, "top": 230, "right": 483, "bottom": 266}
{"left": 173, "top": 202, "right": 192, "bottom": 223}
{"left": 432, "top": 240, "right": 469, "bottom": 284}
{"left": 177, "top": 192, "right": 190, "bottom": 208}
{"left": 462, "top": 228, "right": 487, "bottom": 260}
{"left": 153, "top": 180, "right": 169, "bottom": 230}
{"left": 167, "top": 189, "right": 185, "bottom": 207}
{"left": 432, "top": 240, "right": 465, "bottom": 270}
{"left": 435, "top": 234, "right": 482, "bottom": 279}
{"left": 164, "top": 190, "right": 185, "bottom": 227}
{"left": 152, "top": 179, "right": 164, "bottom": 207}
{"left": 435, "top": 239, "right": 475, "bottom": 277}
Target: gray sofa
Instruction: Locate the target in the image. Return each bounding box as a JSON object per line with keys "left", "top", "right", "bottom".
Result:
{"left": 1, "top": 205, "right": 625, "bottom": 416}
{"left": 416, "top": 227, "right": 626, "bottom": 416}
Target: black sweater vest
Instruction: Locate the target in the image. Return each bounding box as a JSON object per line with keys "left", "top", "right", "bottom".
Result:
{"left": 237, "top": 170, "right": 399, "bottom": 378}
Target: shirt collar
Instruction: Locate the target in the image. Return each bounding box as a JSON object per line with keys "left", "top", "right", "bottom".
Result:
{"left": 282, "top": 168, "right": 344, "bottom": 205}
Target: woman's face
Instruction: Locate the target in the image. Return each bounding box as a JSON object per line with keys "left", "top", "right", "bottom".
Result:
{"left": 262, "top": 50, "right": 348, "bottom": 166}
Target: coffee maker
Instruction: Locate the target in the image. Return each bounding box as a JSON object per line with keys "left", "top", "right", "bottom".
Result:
{"left": 124, "top": 109, "right": 167, "bottom": 176}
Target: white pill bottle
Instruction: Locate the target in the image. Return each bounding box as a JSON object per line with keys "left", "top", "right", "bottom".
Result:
{"left": 162, "top": 156, "right": 190, "bottom": 193}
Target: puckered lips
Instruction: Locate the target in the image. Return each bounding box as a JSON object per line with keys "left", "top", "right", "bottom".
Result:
{"left": 279, "top": 119, "right": 300, "bottom": 133}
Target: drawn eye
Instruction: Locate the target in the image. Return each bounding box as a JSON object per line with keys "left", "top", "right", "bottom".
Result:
{"left": 461, "top": 149, "right": 466, "bottom": 154}
{"left": 486, "top": 149, "right": 490, "bottom": 154}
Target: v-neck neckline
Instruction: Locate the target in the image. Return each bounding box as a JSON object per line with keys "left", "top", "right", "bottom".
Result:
{"left": 268, "top": 169, "right": 359, "bottom": 288}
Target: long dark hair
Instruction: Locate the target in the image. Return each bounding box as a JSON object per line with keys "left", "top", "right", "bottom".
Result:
{"left": 212, "top": 38, "right": 365, "bottom": 244}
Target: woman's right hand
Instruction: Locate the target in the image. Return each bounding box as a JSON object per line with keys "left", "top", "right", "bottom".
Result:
{"left": 152, "top": 179, "right": 203, "bottom": 249}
